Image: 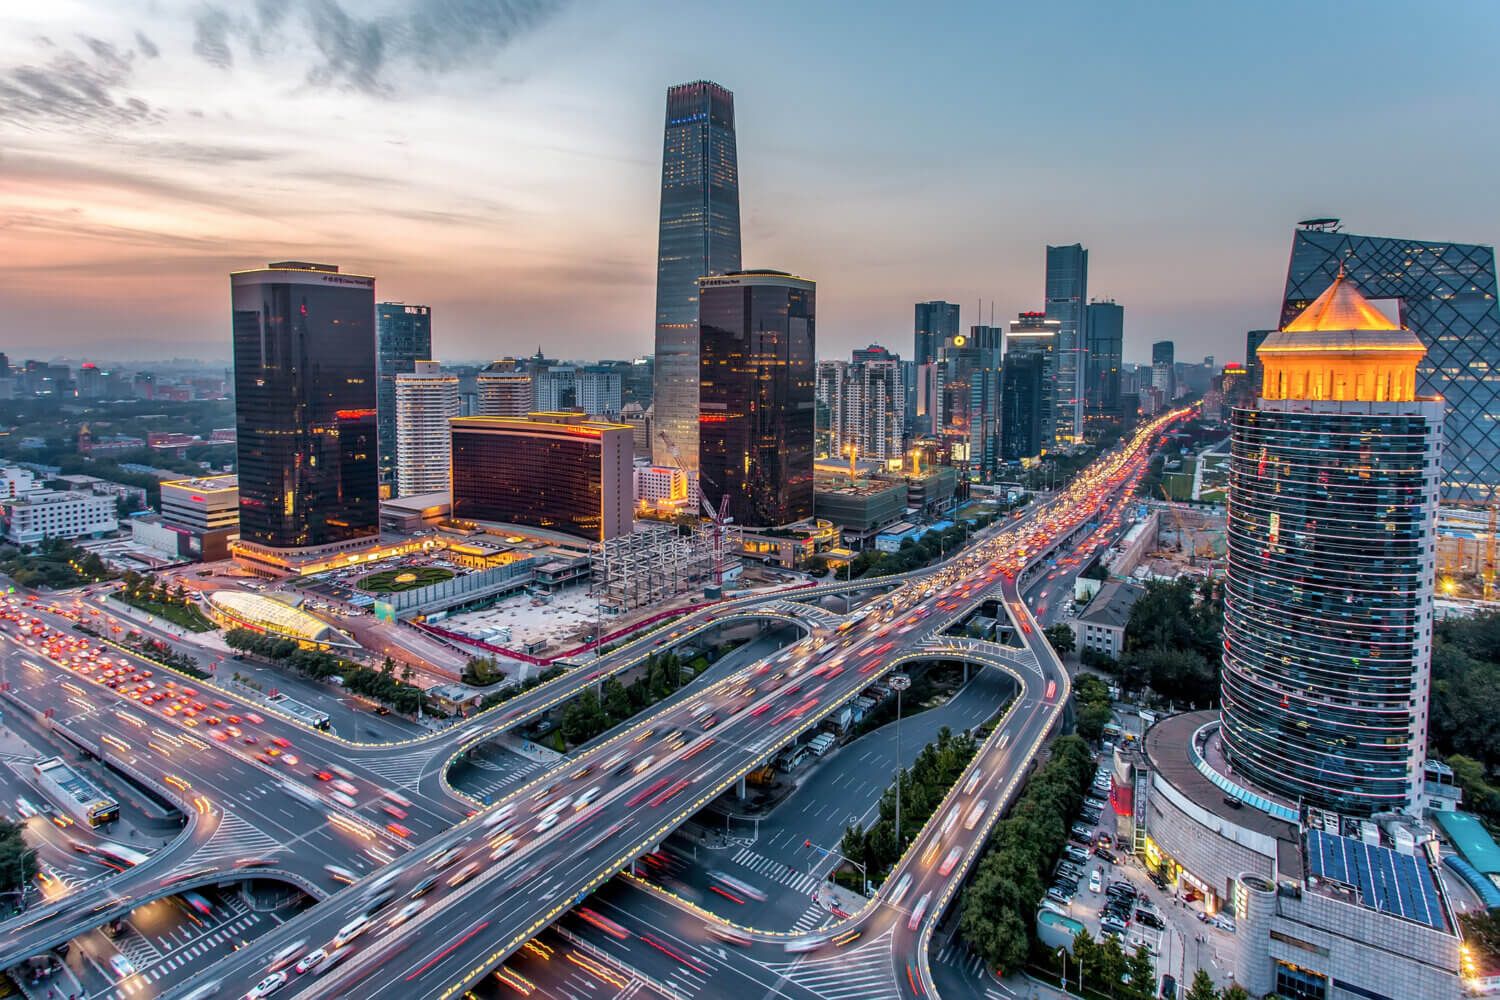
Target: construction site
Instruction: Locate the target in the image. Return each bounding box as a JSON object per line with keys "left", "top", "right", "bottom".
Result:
{"left": 590, "top": 520, "right": 743, "bottom": 613}
{"left": 1437, "top": 500, "right": 1499, "bottom": 606}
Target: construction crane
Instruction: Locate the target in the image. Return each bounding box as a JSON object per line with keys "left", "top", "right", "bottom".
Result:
{"left": 1159, "top": 485, "right": 1207, "bottom": 567}
{"left": 1485, "top": 493, "right": 1497, "bottom": 603}
{"left": 656, "top": 430, "right": 734, "bottom": 587}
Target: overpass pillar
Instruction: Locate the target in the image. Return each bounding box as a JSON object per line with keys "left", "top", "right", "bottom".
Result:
{"left": 736, "top": 775, "right": 747, "bottom": 800}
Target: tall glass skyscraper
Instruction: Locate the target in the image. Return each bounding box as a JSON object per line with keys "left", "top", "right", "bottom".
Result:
{"left": 913, "top": 301, "right": 960, "bottom": 366}
{"left": 1083, "top": 300, "right": 1123, "bottom": 437}
{"left": 232, "top": 262, "right": 379, "bottom": 553}
{"left": 376, "top": 302, "right": 432, "bottom": 484}
{"left": 1222, "top": 273, "right": 1443, "bottom": 815}
{"left": 698, "top": 270, "right": 815, "bottom": 527}
{"left": 1006, "top": 311, "right": 1059, "bottom": 455}
{"left": 1045, "top": 243, "right": 1088, "bottom": 448}
{"left": 651, "top": 81, "right": 742, "bottom": 475}
{"left": 1282, "top": 223, "right": 1500, "bottom": 502}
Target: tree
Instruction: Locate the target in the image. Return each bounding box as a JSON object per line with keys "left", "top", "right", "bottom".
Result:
{"left": 1184, "top": 969, "right": 1219, "bottom": 1000}
{"left": 1044, "top": 623, "right": 1076, "bottom": 655}
{"left": 462, "top": 657, "right": 502, "bottom": 687}
{"left": 601, "top": 677, "right": 632, "bottom": 724}
{"left": 0, "top": 819, "right": 37, "bottom": 898}
{"left": 1218, "top": 986, "right": 1251, "bottom": 1000}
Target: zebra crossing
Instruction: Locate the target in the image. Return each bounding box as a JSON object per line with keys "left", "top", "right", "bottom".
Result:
{"left": 758, "top": 929, "right": 900, "bottom": 1000}
{"left": 102, "top": 908, "right": 265, "bottom": 998}
{"left": 728, "top": 847, "right": 824, "bottom": 896}
{"left": 109, "top": 927, "right": 164, "bottom": 972}
{"left": 789, "top": 900, "right": 833, "bottom": 933}
{"left": 462, "top": 756, "right": 545, "bottom": 802}
{"left": 184, "top": 811, "right": 282, "bottom": 866}
{"left": 360, "top": 749, "right": 436, "bottom": 789}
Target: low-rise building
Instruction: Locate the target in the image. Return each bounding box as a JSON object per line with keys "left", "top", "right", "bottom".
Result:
{"left": 1070, "top": 580, "right": 1144, "bottom": 659}
{"left": 1, "top": 489, "right": 117, "bottom": 544}
{"left": 814, "top": 477, "right": 908, "bottom": 548}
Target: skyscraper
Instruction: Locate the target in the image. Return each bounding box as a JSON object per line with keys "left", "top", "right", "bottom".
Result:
{"left": 1150, "top": 340, "right": 1175, "bottom": 399}
{"left": 394, "top": 360, "right": 458, "bottom": 498}
{"left": 1045, "top": 243, "right": 1088, "bottom": 447}
{"left": 651, "top": 81, "right": 742, "bottom": 475}
{"left": 1282, "top": 222, "right": 1500, "bottom": 502}
{"left": 818, "top": 346, "right": 905, "bottom": 465}
{"left": 376, "top": 303, "right": 432, "bottom": 484}
{"left": 232, "top": 262, "right": 378, "bottom": 554}
{"left": 1244, "top": 329, "right": 1274, "bottom": 404}
{"left": 1221, "top": 273, "right": 1443, "bottom": 815}
{"left": 914, "top": 301, "right": 960, "bottom": 366}
{"left": 1006, "top": 311, "right": 1060, "bottom": 455}
{"left": 940, "top": 326, "right": 1003, "bottom": 481}
{"left": 1001, "top": 354, "right": 1045, "bottom": 463}
{"left": 1083, "top": 300, "right": 1123, "bottom": 437}
{"left": 698, "top": 270, "right": 815, "bottom": 527}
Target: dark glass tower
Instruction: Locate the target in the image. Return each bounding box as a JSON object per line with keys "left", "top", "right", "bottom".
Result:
{"left": 1282, "top": 223, "right": 1500, "bottom": 502}
{"left": 914, "top": 301, "right": 960, "bottom": 366}
{"left": 1001, "top": 354, "right": 1045, "bottom": 462}
{"left": 652, "top": 81, "right": 742, "bottom": 475}
{"left": 232, "top": 262, "right": 378, "bottom": 552}
{"left": 1045, "top": 243, "right": 1088, "bottom": 448}
{"left": 698, "top": 270, "right": 815, "bottom": 527}
{"left": 377, "top": 302, "right": 432, "bottom": 484}
{"left": 1083, "top": 300, "right": 1123, "bottom": 437}
{"left": 1151, "top": 339, "right": 1175, "bottom": 399}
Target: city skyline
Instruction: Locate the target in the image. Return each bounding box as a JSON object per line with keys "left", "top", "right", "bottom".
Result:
{"left": 4, "top": 2, "right": 1499, "bottom": 365}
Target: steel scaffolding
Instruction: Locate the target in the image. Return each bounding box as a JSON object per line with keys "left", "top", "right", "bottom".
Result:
{"left": 590, "top": 522, "right": 740, "bottom": 612}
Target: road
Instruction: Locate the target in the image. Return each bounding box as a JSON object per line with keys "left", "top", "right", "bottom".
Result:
{"left": 155, "top": 408, "right": 1184, "bottom": 1000}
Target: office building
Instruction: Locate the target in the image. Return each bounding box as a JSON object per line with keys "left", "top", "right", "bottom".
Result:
{"left": 939, "top": 326, "right": 1003, "bottom": 481}
{"left": 818, "top": 347, "right": 905, "bottom": 465}
{"left": 1222, "top": 272, "right": 1443, "bottom": 815}
{"left": 394, "top": 361, "right": 459, "bottom": 498}
{"left": 698, "top": 270, "right": 815, "bottom": 527}
{"left": 1045, "top": 243, "right": 1088, "bottom": 447}
{"left": 652, "top": 80, "right": 742, "bottom": 475}
{"left": 914, "top": 362, "right": 946, "bottom": 439}
{"left": 576, "top": 366, "right": 623, "bottom": 417}
{"left": 1001, "top": 353, "right": 1046, "bottom": 463}
{"left": 1244, "top": 328, "right": 1273, "bottom": 402}
{"left": 477, "top": 370, "right": 533, "bottom": 417}
{"left": 450, "top": 413, "right": 633, "bottom": 542}
{"left": 534, "top": 366, "right": 577, "bottom": 411}
{"left": 1150, "top": 340, "right": 1175, "bottom": 399}
{"left": 1083, "top": 300, "right": 1123, "bottom": 436}
{"left": 1283, "top": 221, "right": 1500, "bottom": 502}
{"left": 376, "top": 303, "right": 432, "bottom": 484}
{"left": 1006, "top": 311, "right": 1060, "bottom": 454}
{"left": 913, "top": 300, "right": 960, "bottom": 366}
{"left": 1, "top": 488, "right": 117, "bottom": 544}
{"left": 232, "top": 262, "right": 379, "bottom": 556}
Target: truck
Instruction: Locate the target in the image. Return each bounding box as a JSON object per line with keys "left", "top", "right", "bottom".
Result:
{"left": 746, "top": 766, "right": 776, "bottom": 787}
{"left": 808, "top": 733, "right": 837, "bottom": 758}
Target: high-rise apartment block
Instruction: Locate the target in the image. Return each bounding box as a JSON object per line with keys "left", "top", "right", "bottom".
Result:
{"left": 698, "top": 270, "right": 815, "bottom": 527}
{"left": 1083, "top": 300, "right": 1123, "bottom": 436}
{"left": 1282, "top": 221, "right": 1500, "bottom": 501}
{"left": 913, "top": 300, "right": 960, "bottom": 366}
{"left": 652, "top": 81, "right": 742, "bottom": 475}
{"left": 477, "top": 370, "right": 533, "bottom": 417}
{"left": 376, "top": 303, "right": 432, "bottom": 483}
{"left": 533, "top": 366, "right": 576, "bottom": 411}
{"left": 232, "top": 262, "right": 378, "bottom": 557}
{"left": 450, "top": 413, "right": 633, "bottom": 542}
{"left": 817, "top": 346, "right": 905, "bottom": 465}
{"left": 394, "top": 360, "right": 459, "bottom": 498}
{"left": 576, "top": 367, "right": 623, "bottom": 417}
{"left": 1044, "top": 243, "right": 1088, "bottom": 447}
{"left": 1222, "top": 273, "right": 1443, "bottom": 814}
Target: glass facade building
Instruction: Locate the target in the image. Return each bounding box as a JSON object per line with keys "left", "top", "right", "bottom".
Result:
{"left": 376, "top": 303, "right": 432, "bottom": 483}
{"left": 449, "top": 414, "right": 633, "bottom": 541}
{"left": 1045, "top": 243, "right": 1088, "bottom": 447}
{"left": 698, "top": 271, "right": 815, "bottom": 527}
{"left": 1001, "top": 353, "right": 1045, "bottom": 462}
{"left": 939, "top": 326, "right": 1003, "bottom": 481}
{"left": 652, "top": 81, "right": 742, "bottom": 475}
{"left": 913, "top": 300, "right": 960, "bottom": 366}
{"left": 1006, "top": 311, "right": 1059, "bottom": 455}
{"left": 1283, "top": 224, "right": 1500, "bottom": 502}
{"left": 232, "top": 262, "right": 379, "bottom": 552}
{"left": 1151, "top": 339, "right": 1175, "bottom": 399}
{"left": 1084, "top": 300, "right": 1123, "bottom": 437}
{"left": 1221, "top": 275, "right": 1443, "bottom": 815}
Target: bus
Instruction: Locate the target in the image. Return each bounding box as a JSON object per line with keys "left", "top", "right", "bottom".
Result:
{"left": 180, "top": 892, "right": 213, "bottom": 917}
{"left": 265, "top": 693, "right": 331, "bottom": 731}
{"left": 92, "top": 841, "right": 151, "bottom": 870}
{"left": 34, "top": 757, "right": 119, "bottom": 827}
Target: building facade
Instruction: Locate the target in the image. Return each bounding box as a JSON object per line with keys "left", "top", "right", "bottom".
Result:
{"left": 1084, "top": 299, "right": 1123, "bottom": 437}
{"left": 376, "top": 303, "right": 432, "bottom": 484}
{"left": 477, "top": 370, "right": 533, "bottom": 417}
{"left": 939, "top": 326, "right": 1003, "bottom": 481}
{"left": 651, "top": 80, "right": 742, "bottom": 476}
{"left": 698, "top": 270, "right": 815, "bottom": 527}
{"left": 914, "top": 300, "right": 960, "bottom": 366}
{"left": 394, "top": 360, "right": 459, "bottom": 498}
{"left": 1045, "top": 243, "right": 1088, "bottom": 448}
{"left": 576, "top": 367, "right": 623, "bottom": 417}
{"left": 1222, "top": 273, "right": 1444, "bottom": 815}
{"left": 449, "top": 413, "right": 633, "bottom": 542}
{"left": 1, "top": 490, "right": 117, "bottom": 544}
{"left": 818, "top": 347, "right": 905, "bottom": 465}
{"left": 533, "top": 366, "right": 576, "bottom": 411}
{"left": 156, "top": 474, "right": 239, "bottom": 561}
{"left": 1282, "top": 222, "right": 1500, "bottom": 502}
{"left": 1006, "top": 311, "right": 1060, "bottom": 456}
{"left": 1150, "top": 339, "right": 1176, "bottom": 400}
{"left": 232, "top": 262, "right": 379, "bottom": 554}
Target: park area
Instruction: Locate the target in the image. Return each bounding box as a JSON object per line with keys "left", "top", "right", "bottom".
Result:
{"left": 358, "top": 566, "right": 455, "bottom": 592}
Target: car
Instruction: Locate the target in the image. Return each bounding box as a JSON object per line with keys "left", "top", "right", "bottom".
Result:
{"left": 245, "top": 972, "right": 287, "bottom": 998}
{"left": 293, "top": 949, "right": 326, "bottom": 975}
{"left": 1135, "top": 910, "right": 1165, "bottom": 930}
{"left": 365, "top": 889, "right": 397, "bottom": 911}
{"left": 1046, "top": 885, "right": 1073, "bottom": 904}
{"left": 267, "top": 940, "right": 307, "bottom": 971}
{"left": 1063, "top": 845, "right": 1089, "bottom": 865}
{"left": 272, "top": 737, "right": 292, "bottom": 748}
{"left": 387, "top": 900, "right": 425, "bottom": 929}
{"left": 410, "top": 874, "right": 439, "bottom": 898}
{"left": 331, "top": 914, "right": 369, "bottom": 949}
{"left": 1089, "top": 870, "right": 1103, "bottom": 893}
{"left": 109, "top": 954, "right": 136, "bottom": 978}
{"left": 1096, "top": 847, "right": 1117, "bottom": 864}
{"left": 1210, "top": 914, "right": 1236, "bottom": 933}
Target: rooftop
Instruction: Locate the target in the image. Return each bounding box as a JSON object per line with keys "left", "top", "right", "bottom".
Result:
{"left": 1283, "top": 271, "right": 1399, "bottom": 333}
{"left": 1075, "top": 580, "right": 1145, "bottom": 629}
{"left": 207, "top": 590, "right": 357, "bottom": 649}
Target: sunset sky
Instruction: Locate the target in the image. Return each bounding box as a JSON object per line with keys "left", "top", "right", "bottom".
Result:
{"left": 3, "top": 0, "right": 1498, "bottom": 367}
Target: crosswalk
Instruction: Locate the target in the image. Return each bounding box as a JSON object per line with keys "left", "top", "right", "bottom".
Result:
{"left": 759, "top": 929, "right": 900, "bottom": 1000}
{"left": 728, "top": 847, "right": 824, "bottom": 896}
{"left": 462, "top": 756, "right": 545, "bottom": 803}
{"left": 103, "top": 906, "right": 264, "bottom": 998}
{"left": 360, "top": 750, "right": 435, "bottom": 789}
{"left": 185, "top": 811, "right": 282, "bottom": 867}
{"left": 789, "top": 900, "right": 833, "bottom": 933}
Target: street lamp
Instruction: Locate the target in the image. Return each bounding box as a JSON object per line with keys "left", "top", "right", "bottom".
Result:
{"left": 890, "top": 673, "right": 911, "bottom": 845}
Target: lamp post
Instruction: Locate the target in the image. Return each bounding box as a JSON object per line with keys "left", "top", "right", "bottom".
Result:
{"left": 890, "top": 673, "right": 911, "bottom": 845}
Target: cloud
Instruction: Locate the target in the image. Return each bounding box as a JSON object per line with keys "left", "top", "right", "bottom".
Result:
{"left": 134, "top": 31, "right": 160, "bottom": 59}
{"left": 0, "top": 36, "right": 157, "bottom": 129}
{"left": 190, "top": 0, "right": 569, "bottom": 93}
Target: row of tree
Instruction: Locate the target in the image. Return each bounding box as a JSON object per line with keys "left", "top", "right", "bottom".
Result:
{"left": 223, "top": 628, "right": 431, "bottom": 716}
{"left": 559, "top": 653, "right": 693, "bottom": 747}
{"left": 837, "top": 513, "right": 1008, "bottom": 581}
{"left": 1057, "top": 929, "right": 1156, "bottom": 1000}
{"left": 0, "top": 537, "right": 114, "bottom": 590}
{"left": 841, "top": 726, "right": 981, "bottom": 883}
{"left": 1072, "top": 673, "right": 1114, "bottom": 744}
{"left": 0, "top": 818, "right": 36, "bottom": 901}
{"left": 1428, "top": 611, "right": 1500, "bottom": 824}
{"left": 1085, "top": 577, "right": 1224, "bottom": 708}
{"left": 958, "top": 734, "right": 1094, "bottom": 973}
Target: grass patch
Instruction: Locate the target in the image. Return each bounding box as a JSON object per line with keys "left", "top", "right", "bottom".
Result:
{"left": 117, "top": 591, "right": 215, "bottom": 632}
{"left": 358, "top": 566, "right": 454, "bottom": 592}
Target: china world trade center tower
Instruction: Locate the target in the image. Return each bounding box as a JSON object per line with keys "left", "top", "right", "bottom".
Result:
{"left": 651, "top": 81, "right": 742, "bottom": 475}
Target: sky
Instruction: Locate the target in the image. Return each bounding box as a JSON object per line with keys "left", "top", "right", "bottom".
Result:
{"left": 3, "top": 1, "right": 1499, "bottom": 368}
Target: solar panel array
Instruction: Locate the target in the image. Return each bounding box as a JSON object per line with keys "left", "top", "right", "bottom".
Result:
{"left": 1305, "top": 829, "right": 1446, "bottom": 930}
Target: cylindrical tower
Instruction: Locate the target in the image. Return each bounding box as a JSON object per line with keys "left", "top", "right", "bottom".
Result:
{"left": 1220, "top": 273, "right": 1443, "bottom": 815}
{"left": 1232, "top": 873, "right": 1277, "bottom": 996}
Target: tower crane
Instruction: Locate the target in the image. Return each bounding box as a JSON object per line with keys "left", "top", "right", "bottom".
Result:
{"left": 1485, "top": 493, "right": 1497, "bottom": 603}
